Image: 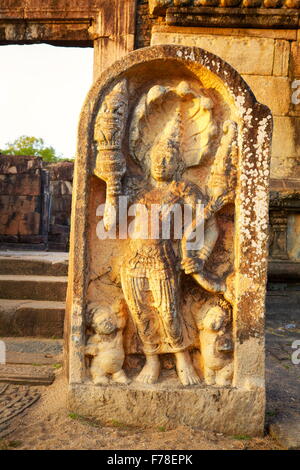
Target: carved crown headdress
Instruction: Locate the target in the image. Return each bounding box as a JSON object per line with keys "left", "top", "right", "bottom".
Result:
{"left": 93, "top": 79, "right": 128, "bottom": 186}
{"left": 94, "top": 79, "right": 128, "bottom": 152}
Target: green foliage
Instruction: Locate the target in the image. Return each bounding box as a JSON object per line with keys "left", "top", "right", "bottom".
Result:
{"left": 7, "top": 440, "right": 23, "bottom": 448}
{"left": 0, "top": 439, "right": 22, "bottom": 450}
{"left": 68, "top": 413, "right": 100, "bottom": 428}
{"left": 68, "top": 412, "right": 81, "bottom": 420}
{"left": 158, "top": 426, "right": 166, "bottom": 432}
{"left": 0, "top": 135, "right": 61, "bottom": 162}
{"left": 52, "top": 363, "right": 62, "bottom": 369}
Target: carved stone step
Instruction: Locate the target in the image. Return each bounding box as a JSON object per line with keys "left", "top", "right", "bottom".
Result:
{"left": 0, "top": 364, "right": 55, "bottom": 386}
{"left": 0, "top": 275, "right": 67, "bottom": 302}
{"left": 0, "top": 251, "right": 68, "bottom": 276}
{"left": 0, "top": 300, "right": 65, "bottom": 337}
{"left": 268, "top": 261, "right": 300, "bottom": 282}
{"left": 2, "top": 337, "right": 63, "bottom": 365}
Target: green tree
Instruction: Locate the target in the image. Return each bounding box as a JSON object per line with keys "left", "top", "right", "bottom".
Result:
{"left": 0, "top": 136, "right": 62, "bottom": 162}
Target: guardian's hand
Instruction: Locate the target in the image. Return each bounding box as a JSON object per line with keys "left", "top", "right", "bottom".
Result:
{"left": 210, "top": 193, "right": 232, "bottom": 213}
{"left": 181, "top": 257, "right": 204, "bottom": 275}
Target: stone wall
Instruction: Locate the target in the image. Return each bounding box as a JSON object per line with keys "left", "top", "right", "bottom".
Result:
{"left": 135, "top": 0, "right": 159, "bottom": 48}
{"left": 0, "top": 155, "right": 45, "bottom": 246}
{"left": 46, "top": 162, "right": 73, "bottom": 251}
{"left": 268, "top": 178, "right": 300, "bottom": 281}
{"left": 0, "top": 156, "right": 73, "bottom": 251}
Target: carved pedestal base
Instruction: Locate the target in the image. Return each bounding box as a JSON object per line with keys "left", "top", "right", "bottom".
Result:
{"left": 68, "top": 371, "right": 265, "bottom": 436}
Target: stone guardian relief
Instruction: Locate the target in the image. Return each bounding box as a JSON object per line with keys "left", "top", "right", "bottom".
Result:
{"left": 67, "top": 46, "right": 272, "bottom": 435}
{"left": 92, "top": 78, "right": 237, "bottom": 387}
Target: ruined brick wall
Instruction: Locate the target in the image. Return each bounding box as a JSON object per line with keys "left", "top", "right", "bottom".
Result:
{"left": 0, "top": 155, "right": 44, "bottom": 246}
{"left": 135, "top": 0, "right": 164, "bottom": 49}
{"left": 0, "top": 156, "right": 74, "bottom": 251}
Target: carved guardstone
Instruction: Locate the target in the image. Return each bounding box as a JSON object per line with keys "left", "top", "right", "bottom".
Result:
{"left": 66, "top": 45, "right": 272, "bottom": 436}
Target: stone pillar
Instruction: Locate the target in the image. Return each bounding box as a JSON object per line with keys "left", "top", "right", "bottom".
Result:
{"left": 90, "top": 0, "right": 137, "bottom": 81}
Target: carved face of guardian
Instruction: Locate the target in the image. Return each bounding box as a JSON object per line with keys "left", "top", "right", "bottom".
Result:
{"left": 92, "top": 309, "right": 117, "bottom": 335}
{"left": 150, "top": 142, "right": 178, "bottom": 182}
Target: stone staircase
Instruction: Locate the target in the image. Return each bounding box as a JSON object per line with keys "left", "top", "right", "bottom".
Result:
{"left": 0, "top": 252, "right": 67, "bottom": 384}
{"left": 0, "top": 252, "right": 67, "bottom": 338}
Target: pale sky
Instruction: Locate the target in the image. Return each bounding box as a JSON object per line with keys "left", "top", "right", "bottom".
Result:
{"left": 0, "top": 44, "right": 94, "bottom": 159}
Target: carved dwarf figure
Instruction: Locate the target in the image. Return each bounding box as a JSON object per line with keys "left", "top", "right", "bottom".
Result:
{"left": 85, "top": 300, "right": 130, "bottom": 385}
{"left": 197, "top": 300, "right": 233, "bottom": 386}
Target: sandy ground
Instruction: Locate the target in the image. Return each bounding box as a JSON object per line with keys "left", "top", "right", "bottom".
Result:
{"left": 0, "top": 372, "right": 282, "bottom": 451}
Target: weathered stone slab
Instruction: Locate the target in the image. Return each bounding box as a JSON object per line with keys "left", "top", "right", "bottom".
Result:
{"left": 271, "top": 116, "right": 300, "bottom": 178}
{"left": 0, "top": 0, "right": 108, "bottom": 19}
{"left": 2, "top": 336, "right": 63, "bottom": 355}
{"left": 50, "top": 180, "right": 72, "bottom": 196}
{"left": 19, "top": 212, "right": 41, "bottom": 236}
{"left": 273, "top": 40, "right": 290, "bottom": 77}
{"left": 0, "top": 193, "right": 41, "bottom": 236}
{"left": 0, "top": 209, "right": 40, "bottom": 236}
{"left": 0, "top": 20, "right": 92, "bottom": 44}
{"left": 151, "top": 31, "right": 275, "bottom": 75}
{"left": 17, "top": 235, "right": 45, "bottom": 243}
{"left": 0, "top": 364, "right": 54, "bottom": 385}
{"left": 289, "top": 42, "right": 300, "bottom": 117}
{"left": 49, "top": 224, "right": 70, "bottom": 235}
{"left": 0, "top": 253, "right": 68, "bottom": 276}
{"left": 0, "top": 299, "right": 65, "bottom": 338}
{"left": 0, "top": 235, "right": 18, "bottom": 243}
{"left": 268, "top": 260, "right": 300, "bottom": 280}
{"left": 67, "top": 44, "right": 272, "bottom": 435}
{"left": 149, "top": 0, "right": 300, "bottom": 16}
{"left": 6, "top": 351, "right": 62, "bottom": 365}
{"left": 0, "top": 275, "right": 67, "bottom": 301}
{"left": 0, "top": 155, "right": 42, "bottom": 174}
{"left": 47, "top": 162, "right": 74, "bottom": 181}
{"left": 269, "top": 419, "right": 300, "bottom": 450}
{"left": 291, "top": 40, "right": 300, "bottom": 77}
{"left": 50, "top": 195, "right": 72, "bottom": 213}
{"left": 272, "top": 116, "right": 300, "bottom": 156}
{"left": 165, "top": 6, "right": 300, "bottom": 29}
{"left": 50, "top": 212, "right": 70, "bottom": 226}
{"left": 69, "top": 376, "right": 265, "bottom": 435}
{"left": 0, "top": 195, "right": 40, "bottom": 213}
{"left": 0, "top": 174, "right": 41, "bottom": 196}
{"left": 152, "top": 25, "right": 297, "bottom": 41}
{"left": 242, "top": 75, "right": 290, "bottom": 116}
